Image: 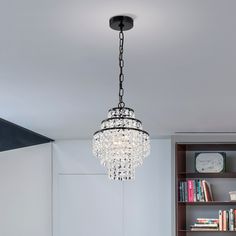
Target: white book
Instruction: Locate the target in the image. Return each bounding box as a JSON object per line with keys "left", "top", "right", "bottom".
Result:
{"left": 193, "top": 223, "right": 218, "bottom": 228}
{"left": 219, "top": 210, "right": 223, "bottom": 231}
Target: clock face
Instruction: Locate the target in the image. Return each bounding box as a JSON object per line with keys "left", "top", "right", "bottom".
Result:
{"left": 195, "top": 153, "right": 224, "bottom": 173}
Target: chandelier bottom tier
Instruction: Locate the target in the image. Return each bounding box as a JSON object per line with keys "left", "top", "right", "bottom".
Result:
{"left": 93, "top": 107, "right": 150, "bottom": 180}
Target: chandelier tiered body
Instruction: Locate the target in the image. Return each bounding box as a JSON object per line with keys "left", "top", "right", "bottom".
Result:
{"left": 93, "top": 107, "right": 150, "bottom": 180}
{"left": 92, "top": 16, "right": 150, "bottom": 180}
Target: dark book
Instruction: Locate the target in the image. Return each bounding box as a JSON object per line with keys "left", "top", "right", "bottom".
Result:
{"left": 184, "top": 182, "right": 188, "bottom": 202}
{"left": 179, "top": 181, "right": 183, "bottom": 202}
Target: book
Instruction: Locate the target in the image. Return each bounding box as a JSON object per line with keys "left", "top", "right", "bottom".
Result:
{"left": 229, "top": 209, "right": 234, "bottom": 231}
{"left": 226, "top": 210, "right": 229, "bottom": 231}
{"left": 197, "top": 180, "right": 204, "bottom": 201}
{"left": 196, "top": 218, "right": 219, "bottom": 224}
{"left": 190, "top": 228, "right": 218, "bottom": 231}
{"left": 202, "top": 180, "right": 213, "bottom": 202}
{"left": 188, "top": 180, "right": 194, "bottom": 202}
{"left": 234, "top": 209, "right": 236, "bottom": 230}
{"left": 184, "top": 182, "right": 188, "bottom": 202}
{"left": 193, "top": 180, "right": 196, "bottom": 202}
{"left": 179, "top": 181, "right": 183, "bottom": 202}
{"left": 223, "top": 210, "right": 228, "bottom": 231}
{"left": 200, "top": 180, "right": 205, "bottom": 201}
{"left": 219, "top": 210, "right": 223, "bottom": 231}
{"left": 193, "top": 223, "right": 218, "bottom": 227}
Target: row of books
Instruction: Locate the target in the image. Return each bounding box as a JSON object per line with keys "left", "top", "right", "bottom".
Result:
{"left": 190, "top": 218, "right": 219, "bottom": 231}
{"left": 190, "top": 210, "right": 236, "bottom": 232}
{"left": 179, "top": 179, "right": 213, "bottom": 202}
{"left": 219, "top": 209, "right": 236, "bottom": 231}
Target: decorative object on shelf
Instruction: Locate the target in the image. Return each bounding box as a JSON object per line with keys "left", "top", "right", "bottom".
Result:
{"left": 229, "top": 191, "right": 236, "bottom": 201}
{"left": 195, "top": 152, "right": 226, "bottom": 173}
{"left": 92, "top": 15, "right": 150, "bottom": 181}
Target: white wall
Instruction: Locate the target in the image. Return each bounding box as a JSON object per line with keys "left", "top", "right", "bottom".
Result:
{"left": 53, "top": 139, "right": 171, "bottom": 236}
{"left": 0, "top": 143, "right": 52, "bottom": 236}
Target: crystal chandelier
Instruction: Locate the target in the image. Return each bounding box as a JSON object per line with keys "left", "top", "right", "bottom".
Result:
{"left": 92, "top": 15, "right": 150, "bottom": 180}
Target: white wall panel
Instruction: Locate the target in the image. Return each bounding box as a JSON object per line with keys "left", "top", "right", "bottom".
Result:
{"left": 0, "top": 143, "right": 52, "bottom": 236}
{"left": 53, "top": 140, "right": 105, "bottom": 174}
{"left": 124, "top": 139, "right": 171, "bottom": 236}
{"left": 53, "top": 139, "right": 172, "bottom": 236}
{"left": 58, "top": 175, "right": 123, "bottom": 236}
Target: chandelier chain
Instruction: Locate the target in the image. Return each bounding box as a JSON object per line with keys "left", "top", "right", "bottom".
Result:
{"left": 118, "top": 25, "right": 125, "bottom": 109}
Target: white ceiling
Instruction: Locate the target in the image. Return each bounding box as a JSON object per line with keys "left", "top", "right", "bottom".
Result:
{"left": 1, "top": 0, "right": 236, "bottom": 140}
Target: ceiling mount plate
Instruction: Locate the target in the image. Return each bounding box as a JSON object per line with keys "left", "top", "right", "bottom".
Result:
{"left": 109, "top": 15, "right": 134, "bottom": 31}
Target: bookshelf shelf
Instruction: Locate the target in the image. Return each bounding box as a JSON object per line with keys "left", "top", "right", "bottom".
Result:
{"left": 178, "top": 201, "right": 236, "bottom": 206}
{"left": 178, "top": 230, "right": 236, "bottom": 233}
{"left": 174, "top": 139, "right": 236, "bottom": 236}
{"left": 178, "top": 172, "right": 236, "bottom": 178}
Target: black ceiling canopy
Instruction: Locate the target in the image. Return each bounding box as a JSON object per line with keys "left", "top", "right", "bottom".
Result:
{"left": 0, "top": 118, "right": 53, "bottom": 152}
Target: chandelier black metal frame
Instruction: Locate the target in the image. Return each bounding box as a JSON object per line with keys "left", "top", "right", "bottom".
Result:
{"left": 92, "top": 15, "right": 150, "bottom": 181}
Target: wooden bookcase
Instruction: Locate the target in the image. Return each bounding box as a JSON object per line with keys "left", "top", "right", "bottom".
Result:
{"left": 174, "top": 137, "right": 236, "bottom": 236}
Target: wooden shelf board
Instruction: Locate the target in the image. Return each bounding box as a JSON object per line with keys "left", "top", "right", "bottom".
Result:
{"left": 178, "top": 201, "right": 236, "bottom": 205}
{"left": 178, "top": 172, "right": 236, "bottom": 178}
{"left": 179, "top": 230, "right": 236, "bottom": 233}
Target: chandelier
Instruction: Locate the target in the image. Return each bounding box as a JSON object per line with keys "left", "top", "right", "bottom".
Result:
{"left": 92, "top": 15, "right": 150, "bottom": 180}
